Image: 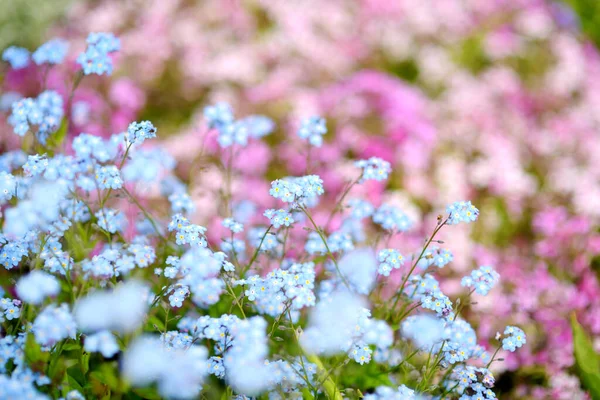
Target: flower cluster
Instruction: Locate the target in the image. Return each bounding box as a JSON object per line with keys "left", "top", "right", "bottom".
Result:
{"left": 31, "top": 1, "right": 600, "bottom": 397}
{"left": 263, "top": 208, "right": 294, "bottom": 229}
{"left": 449, "top": 365, "right": 496, "bottom": 400}
{"left": 355, "top": 157, "right": 392, "bottom": 182}
{"left": 125, "top": 120, "right": 157, "bottom": 146}
{"left": 238, "top": 261, "right": 316, "bottom": 317}
{"left": 0, "top": 31, "right": 531, "bottom": 400}
{"left": 77, "top": 32, "right": 120, "bottom": 75}
{"left": 32, "top": 304, "right": 77, "bottom": 349}
{"left": 2, "top": 46, "right": 29, "bottom": 69}
{"left": 502, "top": 326, "right": 527, "bottom": 352}
{"left": 446, "top": 201, "right": 480, "bottom": 225}
{"left": 461, "top": 266, "right": 501, "bottom": 296}
{"left": 377, "top": 248, "right": 405, "bottom": 276}
{"left": 297, "top": 116, "right": 327, "bottom": 147}
{"left": 372, "top": 204, "right": 412, "bottom": 231}
{"left": 203, "top": 102, "right": 274, "bottom": 148}
{"left": 8, "top": 90, "right": 64, "bottom": 143}
{"left": 417, "top": 246, "right": 453, "bottom": 269}
{"left": 32, "top": 39, "right": 69, "bottom": 65}
{"left": 269, "top": 175, "right": 324, "bottom": 207}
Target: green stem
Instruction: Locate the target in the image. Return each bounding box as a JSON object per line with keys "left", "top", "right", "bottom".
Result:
{"left": 242, "top": 225, "right": 273, "bottom": 277}
{"left": 486, "top": 346, "right": 502, "bottom": 368}
{"left": 301, "top": 206, "right": 350, "bottom": 289}
{"left": 306, "top": 354, "right": 343, "bottom": 400}
{"left": 387, "top": 217, "right": 448, "bottom": 318}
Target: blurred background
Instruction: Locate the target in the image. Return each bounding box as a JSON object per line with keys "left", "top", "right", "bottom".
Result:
{"left": 2, "top": 0, "right": 600, "bottom": 398}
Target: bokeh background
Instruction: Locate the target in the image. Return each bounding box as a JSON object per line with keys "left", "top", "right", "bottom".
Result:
{"left": 2, "top": 0, "right": 600, "bottom": 398}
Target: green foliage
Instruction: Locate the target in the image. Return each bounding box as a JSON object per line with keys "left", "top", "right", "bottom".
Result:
{"left": 0, "top": 0, "right": 74, "bottom": 49}
{"left": 571, "top": 314, "right": 600, "bottom": 399}
{"left": 46, "top": 118, "right": 68, "bottom": 151}
{"left": 564, "top": 0, "right": 600, "bottom": 49}
{"left": 451, "top": 35, "right": 490, "bottom": 74}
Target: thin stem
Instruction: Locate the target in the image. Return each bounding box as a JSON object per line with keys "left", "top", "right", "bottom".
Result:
{"left": 224, "top": 279, "right": 246, "bottom": 318}
{"left": 121, "top": 186, "right": 167, "bottom": 242}
{"left": 388, "top": 217, "right": 448, "bottom": 317}
{"left": 301, "top": 206, "right": 350, "bottom": 289}
{"left": 486, "top": 346, "right": 502, "bottom": 368}
{"left": 63, "top": 71, "right": 85, "bottom": 145}
{"left": 242, "top": 225, "right": 273, "bottom": 277}
{"left": 324, "top": 176, "right": 361, "bottom": 231}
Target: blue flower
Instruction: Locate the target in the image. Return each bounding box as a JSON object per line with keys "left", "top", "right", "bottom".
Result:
{"left": 129, "top": 242, "right": 156, "bottom": 268}
{"left": 86, "top": 32, "right": 120, "bottom": 53}
{"left": 350, "top": 342, "right": 373, "bottom": 365}
{"left": 169, "top": 214, "right": 208, "bottom": 248}
{"left": 223, "top": 217, "right": 244, "bottom": 233}
{"left": 240, "top": 115, "right": 275, "bottom": 138}
{"left": 406, "top": 274, "right": 455, "bottom": 321}
{"left": 77, "top": 32, "right": 120, "bottom": 75}
{"left": 32, "top": 39, "right": 69, "bottom": 65}
{"left": 401, "top": 315, "right": 444, "bottom": 349}
{"left": 220, "top": 238, "right": 245, "bottom": 256}
{"left": 417, "top": 246, "right": 453, "bottom": 269}
{"left": 2, "top": 46, "right": 30, "bottom": 69}
{"left": 449, "top": 365, "right": 495, "bottom": 399}
{"left": 217, "top": 121, "right": 248, "bottom": 148}
{"left": 305, "top": 232, "right": 327, "bottom": 255}
{"left": 31, "top": 303, "right": 77, "bottom": 348}
{"left": 1, "top": 300, "right": 21, "bottom": 320}
{"left": 169, "top": 285, "right": 190, "bottom": 308}
{"left": 355, "top": 157, "right": 392, "bottom": 182}
{"left": 209, "top": 356, "right": 225, "bottom": 378}
{"left": 169, "top": 192, "right": 196, "bottom": 214}
{"left": 125, "top": 120, "right": 157, "bottom": 146}
{"left": 372, "top": 204, "right": 412, "bottom": 231}
{"left": 347, "top": 199, "right": 375, "bottom": 219}
{"left": 502, "top": 326, "right": 526, "bottom": 352}
{"left": 247, "top": 227, "right": 278, "bottom": 252}
{"left": 23, "top": 154, "right": 49, "bottom": 177}
{"left": 0, "top": 240, "right": 28, "bottom": 270}
{"left": 96, "top": 165, "right": 123, "bottom": 189}
{"left": 263, "top": 209, "right": 294, "bottom": 229}
{"left": 377, "top": 249, "right": 405, "bottom": 276}
{"left": 269, "top": 175, "right": 324, "bottom": 207}
{"left": 0, "top": 171, "right": 17, "bottom": 203}
{"left": 7, "top": 90, "right": 64, "bottom": 144}
{"left": 327, "top": 231, "right": 354, "bottom": 253}
{"left": 15, "top": 271, "right": 60, "bottom": 305}
{"left": 461, "top": 266, "right": 500, "bottom": 296}
{"left": 446, "top": 201, "right": 479, "bottom": 225}
{"left": 95, "top": 208, "right": 126, "bottom": 234}
{"left": 363, "top": 384, "right": 421, "bottom": 400}
{"left": 203, "top": 103, "right": 253, "bottom": 148}
{"left": 84, "top": 330, "right": 119, "bottom": 358}
{"left": 204, "top": 102, "right": 234, "bottom": 129}
{"left": 123, "top": 148, "right": 174, "bottom": 182}
{"left": 72, "top": 133, "right": 122, "bottom": 162}
{"left": 297, "top": 116, "right": 327, "bottom": 147}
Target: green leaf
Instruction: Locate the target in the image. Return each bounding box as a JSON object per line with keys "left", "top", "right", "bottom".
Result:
{"left": 89, "top": 364, "right": 119, "bottom": 390}
{"left": 24, "top": 333, "right": 48, "bottom": 364}
{"left": 306, "top": 354, "right": 343, "bottom": 400}
{"left": 133, "top": 388, "right": 162, "bottom": 400}
{"left": 147, "top": 315, "right": 165, "bottom": 331}
{"left": 46, "top": 118, "right": 68, "bottom": 150}
{"left": 81, "top": 352, "right": 90, "bottom": 375}
{"left": 67, "top": 365, "right": 86, "bottom": 387}
{"left": 571, "top": 314, "right": 600, "bottom": 398}
{"left": 67, "top": 374, "right": 85, "bottom": 393}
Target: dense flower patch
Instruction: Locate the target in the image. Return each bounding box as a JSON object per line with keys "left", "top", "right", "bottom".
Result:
{"left": 0, "top": 34, "right": 530, "bottom": 399}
